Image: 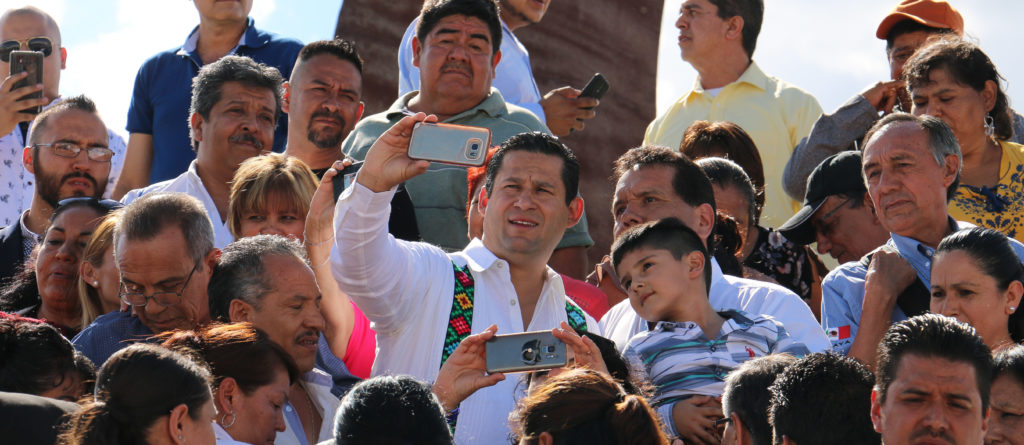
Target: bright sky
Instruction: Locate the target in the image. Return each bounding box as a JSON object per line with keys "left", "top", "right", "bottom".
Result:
{"left": 31, "top": 0, "right": 1024, "bottom": 142}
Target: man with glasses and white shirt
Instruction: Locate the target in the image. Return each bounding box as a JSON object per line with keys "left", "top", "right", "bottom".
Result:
{"left": 0, "top": 6, "right": 125, "bottom": 228}
{"left": 72, "top": 193, "right": 219, "bottom": 366}
{"left": 0, "top": 95, "right": 113, "bottom": 284}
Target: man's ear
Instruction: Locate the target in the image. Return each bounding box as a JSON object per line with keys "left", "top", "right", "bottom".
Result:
{"left": 22, "top": 146, "right": 35, "bottom": 174}
{"left": 870, "top": 389, "right": 883, "bottom": 433}
{"left": 566, "top": 196, "right": 584, "bottom": 228}
{"left": 490, "top": 49, "right": 502, "bottom": 76}
{"left": 190, "top": 112, "right": 205, "bottom": 145}
{"left": 478, "top": 185, "right": 490, "bottom": 214}
{"left": 942, "top": 154, "right": 961, "bottom": 189}
{"left": 725, "top": 16, "right": 745, "bottom": 41}
{"left": 356, "top": 102, "right": 365, "bottom": 124}
{"left": 228, "top": 299, "right": 255, "bottom": 323}
{"left": 59, "top": 47, "right": 67, "bottom": 70}
{"left": 205, "top": 248, "right": 221, "bottom": 273}
{"left": 282, "top": 82, "right": 292, "bottom": 114}
{"left": 695, "top": 203, "right": 716, "bottom": 242}
{"left": 411, "top": 36, "right": 422, "bottom": 68}
{"left": 537, "top": 431, "right": 554, "bottom": 445}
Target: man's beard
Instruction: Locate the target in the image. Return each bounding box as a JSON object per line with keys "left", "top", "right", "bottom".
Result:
{"left": 307, "top": 109, "right": 347, "bottom": 150}
{"left": 34, "top": 156, "right": 104, "bottom": 208}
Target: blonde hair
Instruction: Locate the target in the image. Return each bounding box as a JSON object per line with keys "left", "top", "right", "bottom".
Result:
{"left": 228, "top": 154, "right": 319, "bottom": 239}
{"left": 78, "top": 213, "right": 119, "bottom": 327}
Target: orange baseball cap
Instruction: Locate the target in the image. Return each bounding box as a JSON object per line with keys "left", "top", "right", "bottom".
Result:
{"left": 876, "top": 0, "right": 964, "bottom": 39}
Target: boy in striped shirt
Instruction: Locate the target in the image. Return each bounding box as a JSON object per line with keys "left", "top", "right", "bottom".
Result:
{"left": 613, "top": 218, "right": 809, "bottom": 441}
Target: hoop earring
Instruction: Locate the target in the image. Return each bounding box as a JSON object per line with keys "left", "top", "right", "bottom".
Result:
{"left": 985, "top": 114, "right": 995, "bottom": 137}
{"left": 220, "top": 411, "right": 236, "bottom": 428}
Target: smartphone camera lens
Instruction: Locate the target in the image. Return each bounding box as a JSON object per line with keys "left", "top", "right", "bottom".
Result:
{"left": 521, "top": 340, "right": 541, "bottom": 365}
{"left": 544, "top": 345, "right": 556, "bottom": 354}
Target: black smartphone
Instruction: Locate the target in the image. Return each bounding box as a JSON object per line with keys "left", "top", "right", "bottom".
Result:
{"left": 579, "top": 73, "right": 610, "bottom": 103}
{"left": 331, "top": 161, "right": 363, "bottom": 203}
{"left": 10, "top": 50, "right": 44, "bottom": 114}
{"left": 485, "top": 330, "right": 567, "bottom": 373}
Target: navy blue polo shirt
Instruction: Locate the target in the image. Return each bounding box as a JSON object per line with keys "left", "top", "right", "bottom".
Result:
{"left": 126, "top": 18, "right": 302, "bottom": 183}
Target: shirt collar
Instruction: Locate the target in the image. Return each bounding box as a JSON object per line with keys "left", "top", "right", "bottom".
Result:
{"left": 888, "top": 217, "right": 968, "bottom": 280}
{"left": 461, "top": 238, "right": 561, "bottom": 284}
{"left": 685, "top": 60, "right": 769, "bottom": 103}
{"left": 178, "top": 17, "right": 257, "bottom": 56}
{"left": 385, "top": 88, "right": 509, "bottom": 121}
{"left": 19, "top": 210, "right": 39, "bottom": 242}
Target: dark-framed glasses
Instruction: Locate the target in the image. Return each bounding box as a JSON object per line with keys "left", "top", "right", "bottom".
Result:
{"left": 0, "top": 36, "right": 54, "bottom": 62}
{"left": 34, "top": 142, "right": 114, "bottom": 162}
{"left": 119, "top": 262, "right": 200, "bottom": 308}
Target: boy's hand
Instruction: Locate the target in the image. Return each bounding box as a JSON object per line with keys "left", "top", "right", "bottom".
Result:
{"left": 671, "top": 396, "right": 722, "bottom": 445}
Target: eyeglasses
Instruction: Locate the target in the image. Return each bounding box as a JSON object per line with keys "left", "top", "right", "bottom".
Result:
{"left": 33, "top": 142, "right": 114, "bottom": 162}
{"left": 56, "top": 197, "right": 124, "bottom": 213}
{"left": 713, "top": 417, "right": 732, "bottom": 428}
{"left": 119, "top": 262, "right": 200, "bottom": 308}
{"left": 813, "top": 197, "right": 855, "bottom": 237}
{"left": 0, "top": 36, "right": 54, "bottom": 62}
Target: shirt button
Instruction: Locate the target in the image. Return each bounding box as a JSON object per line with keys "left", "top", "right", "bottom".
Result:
{"left": 285, "top": 405, "right": 293, "bottom": 412}
{"left": 496, "top": 262, "right": 504, "bottom": 269}
{"left": 710, "top": 345, "right": 717, "bottom": 352}
{"left": 510, "top": 299, "right": 517, "bottom": 306}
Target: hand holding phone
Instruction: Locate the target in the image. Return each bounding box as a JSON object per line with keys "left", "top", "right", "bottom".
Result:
{"left": 408, "top": 122, "right": 491, "bottom": 167}
{"left": 9, "top": 51, "right": 44, "bottom": 115}
{"left": 578, "top": 73, "right": 610, "bottom": 105}
{"left": 486, "top": 330, "right": 567, "bottom": 373}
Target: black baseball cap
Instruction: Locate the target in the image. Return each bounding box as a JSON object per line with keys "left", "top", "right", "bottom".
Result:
{"left": 778, "top": 151, "right": 867, "bottom": 245}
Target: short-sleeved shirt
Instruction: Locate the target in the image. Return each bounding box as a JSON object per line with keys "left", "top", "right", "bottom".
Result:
{"left": 126, "top": 18, "right": 302, "bottom": 184}
{"left": 644, "top": 61, "right": 823, "bottom": 228}
{"left": 341, "top": 89, "right": 592, "bottom": 252}
{"left": 821, "top": 220, "right": 1024, "bottom": 354}
{"left": 948, "top": 140, "right": 1024, "bottom": 243}
{"left": 623, "top": 309, "right": 808, "bottom": 437}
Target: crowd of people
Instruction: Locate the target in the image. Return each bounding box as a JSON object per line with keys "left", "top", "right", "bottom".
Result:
{"left": 0, "top": 0, "right": 1023, "bottom": 444}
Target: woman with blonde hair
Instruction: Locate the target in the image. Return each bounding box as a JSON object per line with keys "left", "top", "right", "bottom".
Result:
{"left": 229, "top": 154, "right": 376, "bottom": 378}
{"left": 77, "top": 214, "right": 121, "bottom": 328}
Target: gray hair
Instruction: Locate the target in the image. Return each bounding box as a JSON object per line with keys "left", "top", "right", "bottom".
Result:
{"left": 114, "top": 193, "right": 215, "bottom": 267}
{"left": 862, "top": 112, "right": 962, "bottom": 200}
{"left": 207, "top": 235, "right": 308, "bottom": 321}
{"left": 188, "top": 55, "right": 284, "bottom": 151}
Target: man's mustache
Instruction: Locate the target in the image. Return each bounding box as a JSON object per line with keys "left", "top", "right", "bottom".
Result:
{"left": 228, "top": 132, "right": 265, "bottom": 149}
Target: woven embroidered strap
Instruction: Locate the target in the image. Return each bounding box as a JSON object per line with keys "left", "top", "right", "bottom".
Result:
{"left": 441, "top": 263, "right": 476, "bottom": 367}
{"left": 565, "top": 301, "right": 588, "bottom": 333}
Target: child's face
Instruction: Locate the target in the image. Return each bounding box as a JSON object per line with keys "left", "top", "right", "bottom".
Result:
{"left": 616, "top": 246, "right": 704, "bottom": 322}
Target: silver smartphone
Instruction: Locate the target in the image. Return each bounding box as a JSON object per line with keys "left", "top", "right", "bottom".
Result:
{"left": 485, "top": 330, "right": 567, "bottom": 373}
{"left": 407, "top": 122, "right": 490, "bottom": 167}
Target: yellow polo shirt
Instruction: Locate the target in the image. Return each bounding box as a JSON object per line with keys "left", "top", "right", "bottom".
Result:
{"left": 643, "top": 61, "right": 823, "bottom": 228}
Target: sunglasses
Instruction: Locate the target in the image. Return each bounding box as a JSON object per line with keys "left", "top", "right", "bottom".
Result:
{"left": 0, "top": 36, "right": 54, "bottom": 62}
{"left": 56, "top": 197, "right": 124, "bottom": 213}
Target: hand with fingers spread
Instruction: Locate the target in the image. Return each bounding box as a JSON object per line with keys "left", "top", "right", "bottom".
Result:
{"left": 432, "top": 324, "right": 506, "bottom": 411}
{"left": 671, "top": 395, "right": 724, "bottom": 445}
{"left": 356, "top": 112, "right": 438, "bottom": 193}
{"left": 551, "top": 321, "right": 609, "bottom": 376}
{"left": 540, "top": 87, "right": 599, "bottom": 136}
{"left": 0, "top": 72, "right": 49, "bottom": 136}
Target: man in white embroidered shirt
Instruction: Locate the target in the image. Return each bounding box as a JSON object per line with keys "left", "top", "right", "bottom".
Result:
{"left": 328, "top": 115, "right": 597, "bottom": 444}
{"left": 121, "top": 55, "right": 283, "bottom": 248}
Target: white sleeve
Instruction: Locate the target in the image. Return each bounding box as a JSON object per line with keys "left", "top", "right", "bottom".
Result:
{"left": 329, "top": 181, "right": 451, "bottom": 334}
